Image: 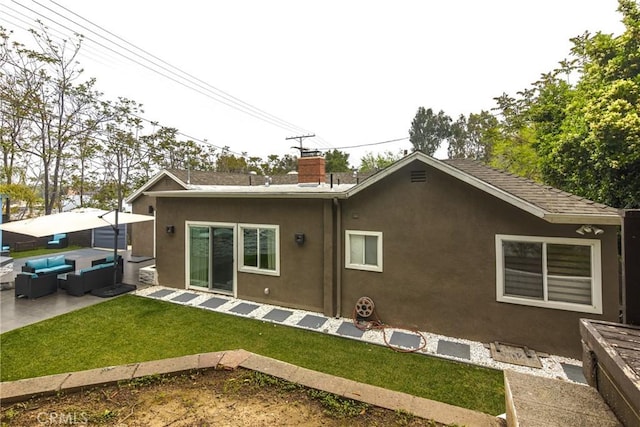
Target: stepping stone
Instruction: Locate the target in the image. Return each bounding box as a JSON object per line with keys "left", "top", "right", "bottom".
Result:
{"left": 336, "top": 321, "right": 365, "bottom": 338}
{"left": 199, "top": 297, "right": 228, "bottom": 309}
{"left": 263, "top": 308, "right": 293, "bottom": 322}
{"left": 229, "top": 302, "right": 259, "bottom": 315}
{"left": 171, "top": 292, "right": 199, "bottom": 303}
{"left": 297, "top": 314, "right": 327, "bottom": 330}
{"left": 437, "top": 340, "right": 471, "bottom": 360}
{"left": 389, "top": 331, "right": 421, "bottom": 349}
{"left": 147, "top": 289, "right": 174, "bottom": 298}
{"left": 561, "top": 363, "right": 587, "bottom": 384}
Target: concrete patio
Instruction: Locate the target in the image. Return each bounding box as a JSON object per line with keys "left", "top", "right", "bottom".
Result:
{"left": 0, "top": 248, "right": 154, "bottom": 333}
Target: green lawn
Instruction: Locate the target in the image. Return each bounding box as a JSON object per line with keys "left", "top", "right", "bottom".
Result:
{"left": 0, "top": 295, "right": 505, "bottom": 415}
{"left": 8, "top": 245, "right": 83, "bottom": 259}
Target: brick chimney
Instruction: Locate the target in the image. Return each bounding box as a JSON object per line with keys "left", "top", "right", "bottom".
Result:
{"left": 297, "top": 155, "right": 325, "bottom": 184}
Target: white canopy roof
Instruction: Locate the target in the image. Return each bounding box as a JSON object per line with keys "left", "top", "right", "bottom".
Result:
{"left": 0, "top": 208, "right": 153, "bottom": 237}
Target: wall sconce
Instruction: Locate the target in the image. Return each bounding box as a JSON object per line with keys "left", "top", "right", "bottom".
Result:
{"left": 166, "top": 225, "right": 175, "bottom": 234}
{"left": 295, "top": 232, "right": 305, "bottom": 245}
{"left": 148, "top": 205, "right": 155, "bottom": 214}
{"left": 576, "top": 225, "right": 604, "bottom": 235}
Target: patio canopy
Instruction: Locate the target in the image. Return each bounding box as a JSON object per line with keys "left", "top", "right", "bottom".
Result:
{"left": 0, "top": 208, "right": 154, "bottom": 238}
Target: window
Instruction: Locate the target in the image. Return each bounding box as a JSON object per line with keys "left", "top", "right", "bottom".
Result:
{"left": 239, "top": 224, "right": 279, "bottom": 276}
{"left": 345, "top": 230, "right": 383, "bottom": 272}
{"left": 496, "top": 234, "right": 602, "bottom": 314}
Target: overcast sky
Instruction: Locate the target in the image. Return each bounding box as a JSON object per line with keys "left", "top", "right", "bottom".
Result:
{"left": 1, "top": 0, "right": 627, "bottom": 166}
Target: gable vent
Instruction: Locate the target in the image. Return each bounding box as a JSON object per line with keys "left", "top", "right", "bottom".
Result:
{"left": 410, "top": 170, "right": 427, "bottom": 183}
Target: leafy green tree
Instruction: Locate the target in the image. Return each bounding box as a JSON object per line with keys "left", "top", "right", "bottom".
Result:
{"left": 6, "top": 25, "right": 104, "bottom": 214}
{"left": 490, "top": 127, "right": 541, "bottom": 181}
{"left": 0, "top": 183, "right": 39, "bottom": 219}
{"left": 409, "top": 107, "right": 452, "bottom": 155}
{"left": 359, "top": 150, "right": 403, "bottom": 172}
{"left": 96, "top": 97, "right": 146, "bottom": 211}
{"left": 446, "top": 111, "right": 500, "bottom": 161}
{"left": 324, "top": 149, "right": 350, "bottom": 172}
{"left": 216, "top": 148, "right": 248, "bottom": 173}
{"left": 534, "top": 0, "right": 640, "bottom": 207}
{"left": 261, "top": 154, "right": 297, "bottom": 175}
{"left": 447, "top": 115, "right": 469, "bottom": 159}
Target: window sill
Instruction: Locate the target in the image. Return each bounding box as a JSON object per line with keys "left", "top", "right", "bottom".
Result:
{"left": 345, "top": 264, "right": 383, "bottom": 273}
{"left": 497, "top": 295, "right": 602, "bottom": 314}
{"left": 239, "top": 267, "right": 280, "bottom": 277}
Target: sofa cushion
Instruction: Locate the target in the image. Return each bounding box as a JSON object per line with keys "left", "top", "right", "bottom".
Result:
{"left": 48, "top": 255, "right": 66, "bottom": 267}
{"left": 26, "top": 258, "right": 48, "bottom": 270}
{"left": 79, "top": 264, "right": 102, "bottom": 275}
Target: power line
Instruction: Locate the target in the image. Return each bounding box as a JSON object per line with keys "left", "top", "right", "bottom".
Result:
{"left": 330, "top": 137, "right": 409, "bottom": 150}
{"left": 12, "top": 0, "right": 332, "bottom": 151}
{"left": 47, "top": 0, "right": 316, "bottom": 139}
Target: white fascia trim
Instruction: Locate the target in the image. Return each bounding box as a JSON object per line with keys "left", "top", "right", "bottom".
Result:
{"left": 144, "top": 190, "right": 349, "bottom": 199}
{"left": 345, "top": 152, "right": 547, "bottom": 219}
{"left": 543, "top": 213, "right": 622, "bottom": 226}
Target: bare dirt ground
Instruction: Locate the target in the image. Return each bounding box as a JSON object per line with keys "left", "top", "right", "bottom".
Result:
{"left": 1, "top": 368, "right": 442, "bottom": 426}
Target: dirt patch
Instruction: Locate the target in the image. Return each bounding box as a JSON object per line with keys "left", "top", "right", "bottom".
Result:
{"left": 1, "top": 369, "right": 442, "bottom": 426}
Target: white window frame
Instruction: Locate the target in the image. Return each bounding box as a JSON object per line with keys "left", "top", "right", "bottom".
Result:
{"left": 345, "top": 230, "right": 383, "bottom": 272}
{"left": 495, "top": 234, "right": 602, "bottom": 314}
{"left": 238, "top": 223, "right": 280, "bottom": 276}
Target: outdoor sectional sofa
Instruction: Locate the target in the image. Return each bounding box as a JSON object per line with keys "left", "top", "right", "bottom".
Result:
{"left": 65, "top": 259, "right": 123, "bottom": 296}
{"left": 15, "top": 272, "right": 58, "bottom": 299}
{"left": 46, "top": 233, "right": 68, "bottom": 249}
{"left": 22, "top": 255, "right": 76, "bottom": 276}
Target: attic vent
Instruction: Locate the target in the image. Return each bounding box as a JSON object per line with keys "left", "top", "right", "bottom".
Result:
{"left": 410, "top": 170, "right": 427, "bottom": 183}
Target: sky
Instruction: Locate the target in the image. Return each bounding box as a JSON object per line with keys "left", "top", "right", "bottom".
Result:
{"left": 0, "top": 0, "right": 627, "bottom": 167}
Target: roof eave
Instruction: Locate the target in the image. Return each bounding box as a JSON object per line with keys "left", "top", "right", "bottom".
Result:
{"left": 543, "top": 213, "right": 622, "bottom": 226}
{"left": 144, "top": 190, "right": 349, "bottom": 199}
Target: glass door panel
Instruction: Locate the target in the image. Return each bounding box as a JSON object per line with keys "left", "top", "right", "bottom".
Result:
{"left": 212, "top": 227, "right": 234, "bottom": 294}
{"left": 189, "top": 226, "right": 210, "bottom": 288}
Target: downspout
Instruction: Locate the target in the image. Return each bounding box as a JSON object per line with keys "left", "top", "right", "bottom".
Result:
{"left": 333, "top": 198, "right": 342, "bottom": 318}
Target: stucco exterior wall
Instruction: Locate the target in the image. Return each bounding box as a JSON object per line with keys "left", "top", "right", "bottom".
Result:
{"left": 339, "top": 160, "right": 620, "bottom": 358}
{"left": 154, "top": 197, "right": 333, "bottom": 314}
{"left": 130, "top": 177, "right": 186, "bottom": 257}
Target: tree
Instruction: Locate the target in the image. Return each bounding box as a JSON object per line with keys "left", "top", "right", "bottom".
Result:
{"left": 359, "top": 150, "right": 402, "bottom": 172}
{"left": 535, "top": 0, "right": 640, "bottom": 207}
{"left": 409, "top": 107, "right": 452, "bottom": 155}
{"left": 446, "top": 115, "right": 469, "bottom": 159}
{"left": 324, "top": 149, "right": 350, "bottom": 172}
{"left": 261, "top": 154, "right": 297, "bottom": 175}
{"left": 96, "top": 97, "right": 146, "bottom": 211}
{"left": 0, "top": 183, "right": 39, "bottom": 219}
{"left": 216, "top": 148, "right": 248, "bottom": 173}
{"left": 8, "top": 25, "right": 104, "bottom": 214}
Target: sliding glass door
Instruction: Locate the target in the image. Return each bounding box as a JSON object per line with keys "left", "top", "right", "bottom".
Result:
{"left": 187, "top": 223, "right": 235, "bottom": 295}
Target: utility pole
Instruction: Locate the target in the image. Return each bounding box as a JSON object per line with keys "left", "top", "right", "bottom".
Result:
{"left": 286, "top": 134, "right": 315, "bottom": 156}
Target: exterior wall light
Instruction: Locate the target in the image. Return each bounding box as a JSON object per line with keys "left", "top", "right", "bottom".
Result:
{"left": 576, "top": 225, "right": 604, "bottom": 235}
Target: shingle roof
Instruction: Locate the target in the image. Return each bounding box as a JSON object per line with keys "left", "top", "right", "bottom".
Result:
{"left": 165, "top": 169, "right": 370, "bottom": 186}
{"left": 140, "top": 153, "right": 620, "bottom": 225}
{"left": 443, "top": 158, "right": 618, "bottom": 218}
